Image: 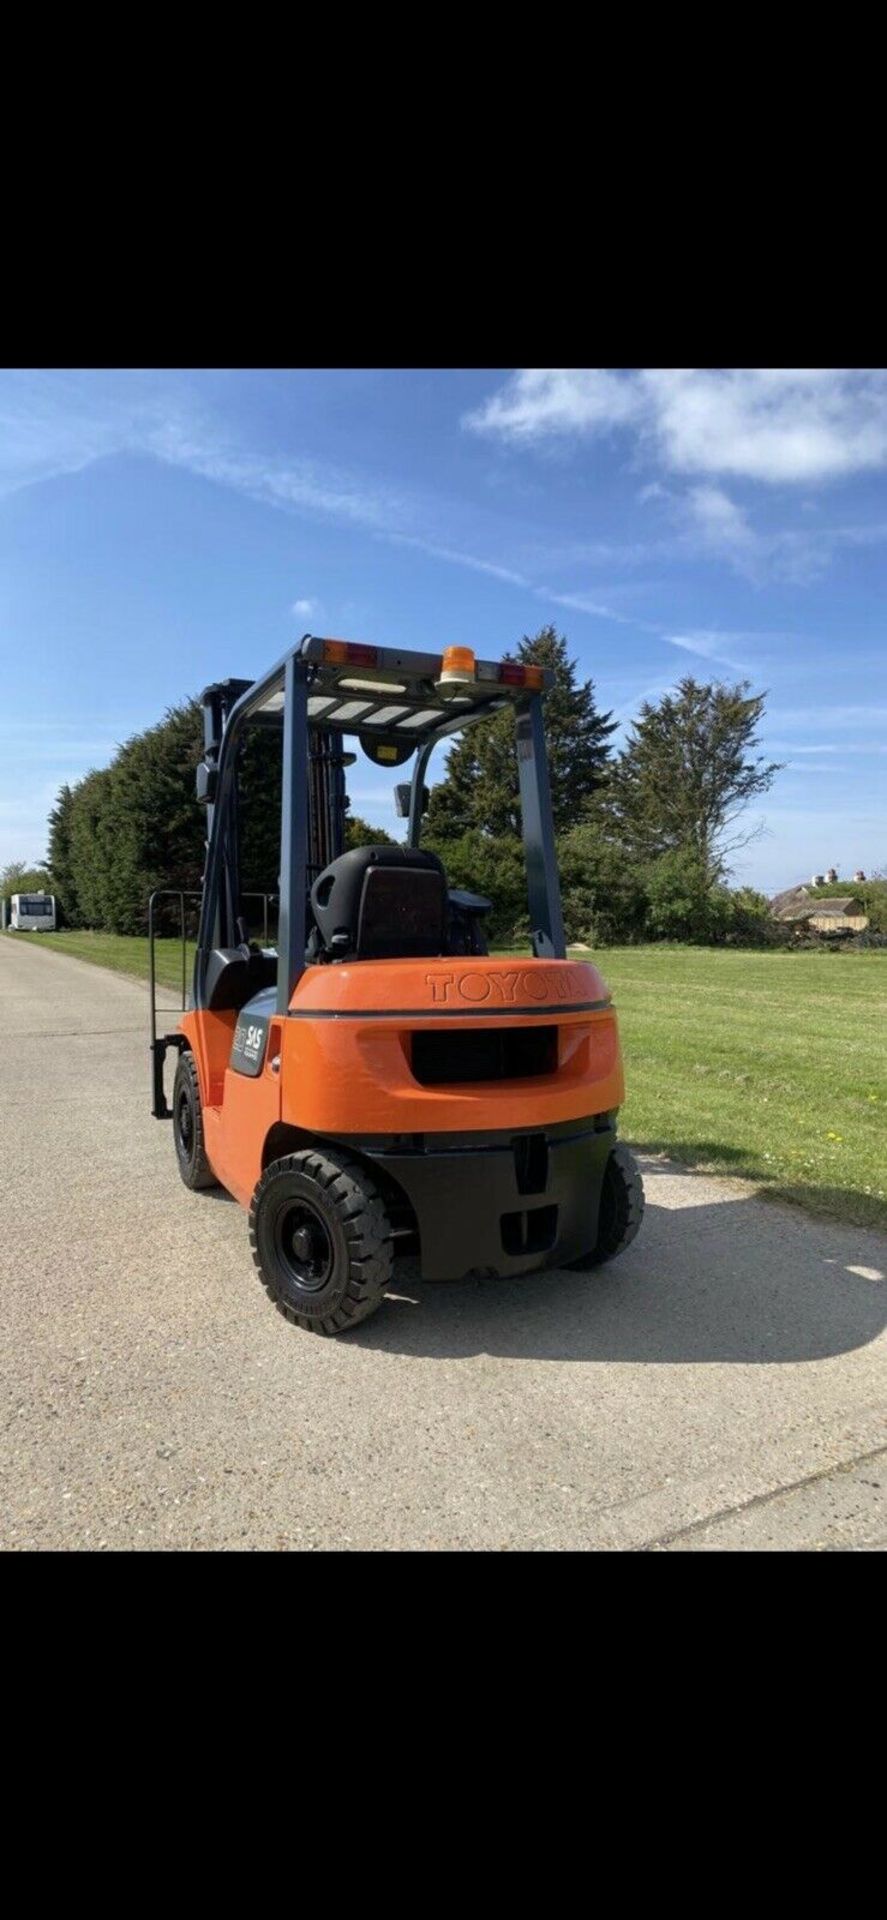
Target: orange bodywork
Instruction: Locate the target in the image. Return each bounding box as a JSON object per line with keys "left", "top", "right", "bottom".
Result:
{"left": 179, "top": 956, "right": 624, "bottom": 1211}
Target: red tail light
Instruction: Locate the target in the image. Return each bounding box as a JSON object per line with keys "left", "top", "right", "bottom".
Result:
{"left": 498, "top": 662, "right": 544, "bottom": 689}
{"left": 322, "top": 640, "right": 379, "bottom": 667}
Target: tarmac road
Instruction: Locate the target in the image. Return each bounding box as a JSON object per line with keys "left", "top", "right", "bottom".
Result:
{"left": 2, "top": 933, "right": 886, "bottom": 1552}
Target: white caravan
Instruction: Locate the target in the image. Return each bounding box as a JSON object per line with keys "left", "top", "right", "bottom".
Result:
{"left": 9, "top": 892, "right": 57, "bottom": 930}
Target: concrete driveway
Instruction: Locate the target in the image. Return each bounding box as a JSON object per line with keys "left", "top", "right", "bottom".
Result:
{"left": 2, "top": 933, "right": 885, "bottom": 1551}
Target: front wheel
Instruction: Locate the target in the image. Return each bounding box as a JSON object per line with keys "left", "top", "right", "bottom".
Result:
{"left": 568, "top": 1142, "right": 644, "bottom": 1270}
{"left": 172, "top": 1051, "right": 218, "bottom": 1191}
{"left": 249, "top": 1149, "right": 393, "bottom": 1334}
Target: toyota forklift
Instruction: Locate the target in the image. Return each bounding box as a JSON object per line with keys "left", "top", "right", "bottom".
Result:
{"left": 150, "top": 634, "right": 643, "bottom": 1333}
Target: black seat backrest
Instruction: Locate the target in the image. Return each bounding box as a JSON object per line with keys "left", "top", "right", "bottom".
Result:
{"left": 310, "top": 845, "right": 448, "bottom": 961}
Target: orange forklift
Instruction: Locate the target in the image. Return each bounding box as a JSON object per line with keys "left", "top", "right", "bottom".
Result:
{"left": 150, "top": 635, "right": 643, "bottom": 1333}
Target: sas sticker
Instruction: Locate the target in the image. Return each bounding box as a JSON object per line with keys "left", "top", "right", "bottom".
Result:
{"left": 230, "top": 1016, "right": 269, "bottom": 1078}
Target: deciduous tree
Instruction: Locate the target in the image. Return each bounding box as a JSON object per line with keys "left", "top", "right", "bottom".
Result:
{"left": 604, "top": 678, "right": 782, "bottom": 881}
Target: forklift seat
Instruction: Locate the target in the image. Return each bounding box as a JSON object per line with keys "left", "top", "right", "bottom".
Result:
{"left": 310, "top": 845, "right": 448, "bottom": 962}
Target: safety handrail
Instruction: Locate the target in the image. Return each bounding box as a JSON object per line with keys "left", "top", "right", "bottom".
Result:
{"left": 148, "top": 888, "right": 277, "bottom": 1116}
{"left": 148, "top": 889, "right": 202, "bottom": 1052}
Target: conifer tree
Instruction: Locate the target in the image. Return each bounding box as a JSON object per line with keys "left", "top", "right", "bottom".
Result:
{"left": 46, "top": 785, "right": 77, "bottom": 923}
{"left": 424, "top": 627, "right": 616, "bottom": 840}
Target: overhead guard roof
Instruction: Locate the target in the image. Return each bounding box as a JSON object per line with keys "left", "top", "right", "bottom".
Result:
{"left": 247, "top": 634, "right": 553, "bottom": 748}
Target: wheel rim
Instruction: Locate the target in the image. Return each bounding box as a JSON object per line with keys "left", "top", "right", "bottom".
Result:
{"left": 176, "top": 1090, "right": 193, "bottom": 1157}
{"left": 274, "top": 1199, "right": 335, "bottom": 1294}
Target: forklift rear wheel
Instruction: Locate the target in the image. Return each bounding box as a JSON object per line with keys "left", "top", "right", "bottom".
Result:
{"left": 568, "top": 1142, "right": 644, "bottom": 1270}
{"left": 249, "top": 1149, "right": 393, "bottom": 1334}
{"left": 172, "top": 1051, "right": 218, "bottom": 1191}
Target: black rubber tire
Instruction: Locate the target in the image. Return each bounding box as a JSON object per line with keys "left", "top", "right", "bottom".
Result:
{"left": 249, "top": 1149, "right": 393, "bottom": 1334}
{"left": 567, "top": 1142, "right": 644, "bottom": 1271}
{"left": 172, "top": 1051, "right": 218, "bottom": 1191}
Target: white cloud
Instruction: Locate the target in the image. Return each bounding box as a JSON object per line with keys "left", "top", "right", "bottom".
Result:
{"left": 665, "top": 630, "right": 749, "bottom": 670}
{"left": 0, "top": 372, "right": 158, "bottom": 499}
{"left": 465, "top": 367, "right": 887, "bottom": 485}
{"left": 465, "top": 370, "right": 887, "bottom": 580}
{"left": 464, "top": 368, "right": 641, "bottom": 442}
{"left": 677, "top": 486, "right": 853, "bottom": 583}
{"left": 0, "top": 375, "right": 544, "bottom": 598}
{"left": 608, "top": 678, "right": 682, "bottom": 726}
{"left": 684, "top": 484, "right": 757, "bottom": 557}
{"left": 149, "top": 422, "right": 411, "bottom": 535}
{"left": 386, "top": 534, "right": 528, "bottom": 585}
{"left": 642, "top": 369, "right": 887, "bottom": 483}
{"left": 291, "top": 598, "right": 318, "bottom": 619}
{"left": 545, "top": 590, "right": 642, "bottom": 627}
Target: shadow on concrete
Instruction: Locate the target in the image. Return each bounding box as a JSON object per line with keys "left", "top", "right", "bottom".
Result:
{"left": 346, "top": 1160, "right": 887, "bottom": 1365}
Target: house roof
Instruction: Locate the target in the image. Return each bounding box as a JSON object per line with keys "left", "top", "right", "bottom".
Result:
{"left": 771, "top": 884, "right": 868, "bottom": 923}
{"left": 770, "top": 884, "right": 810, "bottom": 918}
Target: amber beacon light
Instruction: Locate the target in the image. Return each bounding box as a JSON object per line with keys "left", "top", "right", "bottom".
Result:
{"left": 436, "top": 644, "right": 476, "bottom": 691}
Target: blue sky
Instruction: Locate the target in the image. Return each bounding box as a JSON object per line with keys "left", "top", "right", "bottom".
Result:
{"left": 0, "top": 366, "right": 884, "bottom": 891}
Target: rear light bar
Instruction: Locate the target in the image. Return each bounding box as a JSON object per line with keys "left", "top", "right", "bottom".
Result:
{"left": 318, "top": 636, "right": 544, "bottom": 692}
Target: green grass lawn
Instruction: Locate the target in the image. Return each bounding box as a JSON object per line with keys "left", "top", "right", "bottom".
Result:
{"left": 2, "top": 927, "right": 196, "bottom": 997}
{"left": 601, "top": 945, "right": 886, "bottom": 1232}
{"left": 5, "top": 930, "right": 885, "bottom": 1231}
